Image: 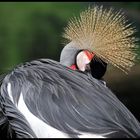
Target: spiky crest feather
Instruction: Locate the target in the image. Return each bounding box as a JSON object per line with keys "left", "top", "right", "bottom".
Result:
{"left": 63, "top": 5, "right": 138, "bottom": 73}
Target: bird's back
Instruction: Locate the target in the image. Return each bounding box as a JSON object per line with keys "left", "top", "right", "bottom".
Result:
{"left": 0, "top": 59, "right": 140, "bottom": 138}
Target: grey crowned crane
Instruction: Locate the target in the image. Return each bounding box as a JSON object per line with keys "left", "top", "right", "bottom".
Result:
{"left": 0, "top": 5, "right": 140, "bottom": 138}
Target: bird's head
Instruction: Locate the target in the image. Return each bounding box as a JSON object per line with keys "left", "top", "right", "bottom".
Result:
{"left": 60, "top": 42, "right": 107, "bottom": 79}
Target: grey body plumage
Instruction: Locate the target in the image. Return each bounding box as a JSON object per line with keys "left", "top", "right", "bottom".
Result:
{"left": 0, "top": 58, "right": 140, "bottom": 138}
{"left": 0, "top": 74, "right": 37, "bottom": 138}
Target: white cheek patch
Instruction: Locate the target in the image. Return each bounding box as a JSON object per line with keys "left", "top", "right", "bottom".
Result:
{"left": 76, "top": 51, "right": 90, "bottom": 71}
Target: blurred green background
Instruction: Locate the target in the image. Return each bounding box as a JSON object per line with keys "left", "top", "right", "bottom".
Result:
{"left": 0, "top": 2, "right": 140, "bottom": 121}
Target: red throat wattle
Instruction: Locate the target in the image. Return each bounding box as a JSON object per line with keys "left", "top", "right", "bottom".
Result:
{"left": 69, "top": 64, "right": 77, "bottom": 70}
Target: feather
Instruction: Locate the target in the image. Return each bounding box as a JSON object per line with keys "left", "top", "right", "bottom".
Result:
{"left": 0, "top": 74, "right": 37, "bottom": 138}
{"left": 63, "top": 5, "right": 139, "bottom": 73}
{"left": 1, "top": 58, "right": 140, "bottom": 138}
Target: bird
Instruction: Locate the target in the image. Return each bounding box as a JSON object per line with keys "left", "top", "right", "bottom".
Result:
{"left": 0, "top": 5, "right": 140, "bottom": 138}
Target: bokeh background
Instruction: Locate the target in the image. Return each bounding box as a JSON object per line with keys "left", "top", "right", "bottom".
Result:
{"left": 0, "top": 2, "right": 140, "bottom": 121}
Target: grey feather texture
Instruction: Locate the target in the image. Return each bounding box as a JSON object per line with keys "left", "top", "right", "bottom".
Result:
{"left": 60, "top": 41, "right": 81, "bottom": 67}
{"left": 0, "top": 75, "right": 37, "bottom": 138}
{"left": 1, "top": 58, "right": 140, "bottom": 138}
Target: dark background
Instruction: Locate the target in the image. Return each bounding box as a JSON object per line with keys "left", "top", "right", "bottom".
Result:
{"left": 0, "top": 2, "right": 140, "bottom": 121}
